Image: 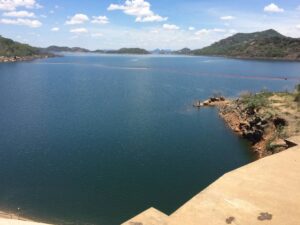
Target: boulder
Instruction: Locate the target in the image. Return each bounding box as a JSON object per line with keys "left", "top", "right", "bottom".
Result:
{"left": 270, "top": 139, "right": 288, "bottom": 149}
{"left": 239, "top": 121, "right": 250, "bottom": 130}
{"left": 269, "top": 139, "right": 288, "bottom": 153}
{"left": 210, "top": 97, "right": 218, "bottom": 102}
{"left": 203, "top": 100, "right": 211, "bottom": 106}
{"left": 243, "top": 129, "right": 263, "bottom": 144}
{"left": 249, "top": 117, "right": 262, "bottom": 127}
{"left": 246, "top": 106, "right": 256, "bottom": 116}
{"left": 273, "top": 117, "right": 287, "bottom": 127}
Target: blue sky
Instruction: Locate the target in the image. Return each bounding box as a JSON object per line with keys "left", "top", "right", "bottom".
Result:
{"left": 1, "top": 0, "right": 300, "bottom": 50}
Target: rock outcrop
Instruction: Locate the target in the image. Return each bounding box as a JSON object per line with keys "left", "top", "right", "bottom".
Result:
{"left": 218, "top": 97, "right": 290, "bottom": 158}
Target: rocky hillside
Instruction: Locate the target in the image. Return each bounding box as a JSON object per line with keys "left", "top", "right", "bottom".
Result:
{"left": 192, "top": 29, "right": 300, "bottom": 60}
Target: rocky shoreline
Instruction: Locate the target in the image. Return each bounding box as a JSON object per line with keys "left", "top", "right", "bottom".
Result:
{"left": 195, "top": 91, "right": 299, "bottom": 158}
{"left": 218, "top": 100, "right": 289, "bottom": 158}
{"left": 0, "top": 55, "right": 53, "bottom": 63}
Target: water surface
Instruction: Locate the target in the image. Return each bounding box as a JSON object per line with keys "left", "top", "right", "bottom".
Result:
{"left": 0, "top": 55, "right": 298, "bottom": 225}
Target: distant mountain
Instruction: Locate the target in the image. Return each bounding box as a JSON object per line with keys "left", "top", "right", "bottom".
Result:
{"left": 105, "top": 48, "right": 150, "bottom": 54}
{"left": 192, "top": 29, "right": 300, "bottom": 60}
{"left": 0, "top": 35, "right": 43, "bottom": 57}
{"left": 174, "top": 48, "right": 192, "bottom": 55}
{"left": 92, "top": 49, "right": 106, "bottom": 53}
{"left": 45, "top": 46, "right": 149, "bottom": 55}
{"left": 151, "top": 48, "right": 173, "bottom": 54}
{"left": 45, "top": 45, "right": 90, "bottom": 53}
{"left": 3, "top": 29, "right": 300, "bottom": 61}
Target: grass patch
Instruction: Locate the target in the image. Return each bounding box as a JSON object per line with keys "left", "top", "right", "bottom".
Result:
{"left": 240, "top": 91, "right": 271, "bottom": 110}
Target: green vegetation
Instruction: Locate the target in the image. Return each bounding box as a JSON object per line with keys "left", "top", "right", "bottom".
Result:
{"left": 192, "top": 29, "right": 300, "bottom": 60}
{"left": 105, "top": 48, "right": 150, "bottom": 54}
{"left": 46, "top": 46, "right": 150, "bottom": 55}
{"left": 233, "top": 88, "right": 300, "bottom": 156}
{"left": 45, "top": 46, "right": 89, "bottom": 53}
{"left": 240, "top": 91, "right": 271, "bottom": 110}
{"left": 174, "top": 48, "right": 192, "bottom": 55}
{"left": 0, "top": 35, "right": 41, "bottom": 57}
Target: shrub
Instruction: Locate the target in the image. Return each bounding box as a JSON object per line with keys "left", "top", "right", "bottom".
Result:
{"left": 241, "top": 92, "right": 269, "bottom": 110}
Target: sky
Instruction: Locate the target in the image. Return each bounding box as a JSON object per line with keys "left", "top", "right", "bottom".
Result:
{"left": 1, "top": 0, "right": 300, "bottom": 50}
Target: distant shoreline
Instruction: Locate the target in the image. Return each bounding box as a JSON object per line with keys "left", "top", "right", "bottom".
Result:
{"left": 0, "top": 55, "right": 56, "bottom": 63}
{"left": 193, "top": 54, "right": 300, "bottom": 63}
{"left": 2, "top": 52, "right": 300, "bottom": 64}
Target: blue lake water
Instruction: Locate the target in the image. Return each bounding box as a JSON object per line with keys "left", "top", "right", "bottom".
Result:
{"left": 0, "top": 55, "right": 299, "bottom": 225}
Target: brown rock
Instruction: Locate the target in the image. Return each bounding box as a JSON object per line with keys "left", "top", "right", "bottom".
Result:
{"left": 270, "top": 139, "right": 288, "bottom": 149}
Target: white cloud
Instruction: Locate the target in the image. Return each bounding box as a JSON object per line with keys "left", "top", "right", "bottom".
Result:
{"left": 220, "top": 16, "right": 235, "bottom": 20}
{"left": 188, "top": 26, "right": 195, "bottom": 31}
{"left": 195, "top": 29, "right": 210, "bottom": 36}
{"left": 0, "top": 0, "right": 41, "bottom": 11}
{"left": 264, "top": 3, "right": 284, "bottom": 13}
{"left": 195, "top": 28, "right": 225, "bottom": 36}
{"left": 70, "top": 28, "right": 88, "bottom": 34}
{"left": 296, "top": 25, "right": 300, "bottom": 29}
{"left": 163, "top": 23, "right": 179, "bottom": 30}
{"left": 51, "top": 27, "right": 59, "bottom": 32}
{"left": 91, "top": 33, "right": 103, "bottom": 38}
{"left": 91, "top": 15, "right": 109, "bottom": 24}
{"left": 66, "top": 13, "right": 89, "bottom": 25}
{"left": 3, "top": 10, "right": 35, "bottom": 17}
{"left": 108, "top": 0, "right": 167, "bottom": 22}
{"left": 136, "top": 14, "right": 167, "bottom": 22}
{"left": 0, "top": 18, "right": 41, "bottom": 27}
{"left": 213, "top": 28, "right": 226, "bottom": 32}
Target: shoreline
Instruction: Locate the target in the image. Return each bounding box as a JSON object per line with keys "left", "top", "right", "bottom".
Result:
{"left": 192, "top": 54, "right": 300, "bottom": 63}
{"left": 0, "top": 55, "right": 55, "bottom": 63}
{"left": 3, "top": 53, "right": 300, "bottom": 64}
{"left": 195, "top": 91, "right": 300, "bottom": 158}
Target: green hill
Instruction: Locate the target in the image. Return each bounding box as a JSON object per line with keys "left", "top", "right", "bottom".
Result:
{"left": 45, "top": 46, "right": 149, "bottom": 55}
{"left": 45, "top": 45, "right": 90, "bottom": 53}
{"left": 174, "top": 48, "right": 192, "bottom": 55}
{"left": 0, "top": 35, "right": 42, "bottom": 57}
{"left": 105, "top": 48, "right": 150, "bottom": 54}
{"left": 192, "top": 29, "right": 300, "bottom": 60}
